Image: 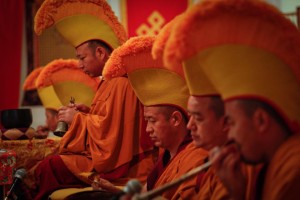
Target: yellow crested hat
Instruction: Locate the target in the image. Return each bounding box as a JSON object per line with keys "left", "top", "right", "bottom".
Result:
{"left": 23, "top": 67, "right": 44, "bottom": 91}
{"left": 34, "top": 0, "right": 127, "bottom": 49}
{"left": 35, "top": 59, "right": 100, "bottom": 110}
{"left": 103, "top": 35, "right": 189, "bottom": 111}
{"left": 152, "top": 14, "right": 184, "bottom": 61}
{"left": 164, "top": 0, "right": 300, "bottom": 131}
{"left": 160, "top": 13, "right": 217, "bottom": 97}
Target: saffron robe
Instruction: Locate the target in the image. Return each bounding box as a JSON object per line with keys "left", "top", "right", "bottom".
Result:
{"left": 260, "top": 134, "right": 300, "bottom": 200}
{"left": 195, "top": 163, "right": 259, "bottom": 200}
{"left": 195, "top": 167, "right": 230, "bottom": 200}
{"left": 148, "top": 142, "right": 208, "bottom": 200}
{"left": 59, "top": 77, "right": 155, "bottom": 182}
{"left": 34, "top": 77, "right": 155, "bottom": 199}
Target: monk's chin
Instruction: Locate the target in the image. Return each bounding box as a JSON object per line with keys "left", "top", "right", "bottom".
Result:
{"left": 241, "top": 154, "right": 261, "bottom": 165}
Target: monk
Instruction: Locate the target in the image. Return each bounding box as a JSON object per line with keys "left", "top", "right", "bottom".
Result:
{"left": 95, "top": 35, "right": 208, "bottom": 199}
{"left": 161, "top": 0, "right": 271, "bottom": 198}
{"left": 158, "top": 14, "right": 230, "bottom": 199}
{"left": 144, "top": 12, "right": 229, "bottom": 199}
{"left": 32, "top": 1, "right": 155, "bottom": 199}
{"left": 162, "top": 0, "right": 300, "bottom": 199}
{"left": 23, "top": 59, "right": 99, "bottom": 139}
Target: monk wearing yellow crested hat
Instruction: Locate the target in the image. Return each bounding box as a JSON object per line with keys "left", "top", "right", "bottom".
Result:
{"left": 33, "top": 1, "right": 155, "bottom": 199}
{"left": 98, "top": 35, "right": 208, "bottom": 199}
{"left": 159, "top": 5, "right": 259, "bottom": 199}
{"left": 163, "top": 0, "right": 300, "bottom": 199}
{"left": 23, "top": 59, "right": 99, "bottom": 138}
{"left": 21, "top": 59, "right": 98, "bottom": 192}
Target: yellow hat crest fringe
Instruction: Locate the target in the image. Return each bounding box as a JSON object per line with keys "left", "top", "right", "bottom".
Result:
{"left": 36, "top": 59, "right": 99, "bottom": 110}
{"left": 103, "top": 36, "right": 189, "bottom": 110}
{"left": 36, "top": 59, "right": 78, "bottom": 87}
{"left": 163, "top": 0, "right": 300, "bottom": 132}
{"left": 23, "top": 67, "right": 44, "bottom": 91}
{"left": 103, "top": 36, "right": 157, "bottom": 79}
{"left": 151, "top": 14, "right": 184, "bottom": 61}
{"left": 164, "top": 0, "right": 300, "bottom": 82}
{"left": 34, "top": 0, "right": 127, "bottom": 48}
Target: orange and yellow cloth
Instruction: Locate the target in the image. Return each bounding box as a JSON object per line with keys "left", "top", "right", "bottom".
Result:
{"left": 0, "top": 138, "right": 60, "bottom": 189}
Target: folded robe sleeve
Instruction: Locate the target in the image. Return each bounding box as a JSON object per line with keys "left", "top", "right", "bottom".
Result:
{"left": 59, "top": 77, "right": 153, "bottom": 180}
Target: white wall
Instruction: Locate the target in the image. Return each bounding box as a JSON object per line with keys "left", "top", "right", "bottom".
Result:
{"left": 280, "top": 0, "right": 300, "bottom": 26}
{"left": 281, "top": 0, "right": 300, "bottom": 12}
{"left": 107, "top": 0, "right": 121, "bottom": 20}
{"left": 267, "top": 0, "right": 281, "bottom": 7}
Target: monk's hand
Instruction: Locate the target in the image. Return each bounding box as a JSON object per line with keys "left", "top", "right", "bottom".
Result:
{"left": 75, "top": 103, "right": 90, "bottom": 113}
{"left": 36, "top": 125, "right": 49, "bottom": 138}
{"left": 92, "top": 176, "right": 122, "bottom": 194}
{"left": 210, "top": 144, "right": 246, "bottom": 200}
{"left": 58, "top": 106, "right": 78, "bottom": 125}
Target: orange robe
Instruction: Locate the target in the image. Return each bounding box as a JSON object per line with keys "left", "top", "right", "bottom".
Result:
{"left": 195, "top": 167, "right": 230, "bottom": 200}
{"left": 195, "top": 163, "right": 259, "bottom": 200}
{"left": 260, "top": 134, "right": 300, "bottom": 200}
{"left": 245, "top": 164, "right": 262, "bottom": 200}
{"left": 149, "top": 142, "right": 208, "bottom": 200}
{"left": 59, "top": 77, "right": 155, "bottom": 184}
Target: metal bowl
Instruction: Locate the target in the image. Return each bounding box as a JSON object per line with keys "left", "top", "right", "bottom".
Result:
{"left": 0, "top": 108, "right": 33, "bottom": 129}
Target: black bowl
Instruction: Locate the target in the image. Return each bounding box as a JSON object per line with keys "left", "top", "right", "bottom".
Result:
{"left": 0, "top": 109, "right": 33, "bottom": 129}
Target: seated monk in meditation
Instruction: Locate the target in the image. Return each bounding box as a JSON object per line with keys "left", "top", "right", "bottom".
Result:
{"left": 32, "top": 1, "right": 156, "bottom": 199}
{"left": 91, "top": 35, "right": 208, "bottom": 199}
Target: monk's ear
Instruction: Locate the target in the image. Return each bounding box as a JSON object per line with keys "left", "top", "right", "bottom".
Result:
{"left": 253, "top": 108, "right": 270, "bottom": 133}
{"left": 221, "top": 116, "right": 230, "bottom": 133}
{"left": 95, "top": 46, "right": 107, "bottom": 60}
{"left": 171, "top": 111, "right": 183, "bottom": 126}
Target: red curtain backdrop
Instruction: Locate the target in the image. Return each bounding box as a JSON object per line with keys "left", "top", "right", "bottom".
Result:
{"left": 121, "top": 0, "right": 190, "bottom": 37}
{"left": 0, "top": 0, "right": 24, "bottom": 110}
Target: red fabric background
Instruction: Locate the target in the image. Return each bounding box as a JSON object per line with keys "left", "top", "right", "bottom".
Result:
{"left": 0, "top": 0, "right": 24, "bottom": 110}
{"left": 124, "top": 0, "right": 188, "bottom": 37}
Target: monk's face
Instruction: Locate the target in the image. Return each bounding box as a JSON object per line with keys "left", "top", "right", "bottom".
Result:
{"left": 144, "top": 106, "right": 175, "bottom": 149}
{"left": 76, "top": 42, "right": 105, "bottom": 77}
{"left": 45, "top": 109, "right": 58, "bottom": 131}
{"left": 225, "top": 100, "right": 263, "bottom": 164}
{"left": 187, "top": 96, "right": 227, "bottom": 151}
